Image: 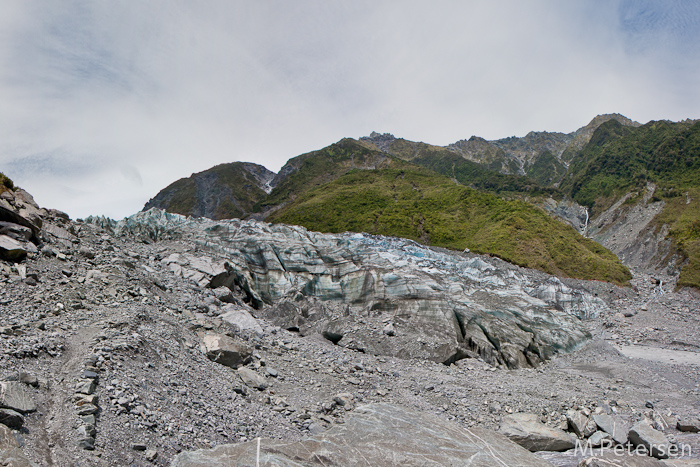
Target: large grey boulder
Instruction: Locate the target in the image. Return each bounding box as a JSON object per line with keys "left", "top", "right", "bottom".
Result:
{"left": 499, "top": 413, "right": 577, "bottom": 452}
{"left": 219, "top": 306, "right": 263, "bottom": 334}
{"left": 0, "top": 382, "right": 37, "bottom": 414}
{"left": 106, "top": 212, "right": 608, "bottom": 368}
{"left": 201, "top": 334, "right": 252, "bottom": 369}
{"left": 171, "top": 403, "right": 553, "bottom": 466}
{"left": 592, "top": 413, "right": 629, "bottom": 446}
{"left": 0, "top": 235, "right": 29, "bottom": 262}
{"left": 628, "top": 420, "right": 671, "bottom": 459}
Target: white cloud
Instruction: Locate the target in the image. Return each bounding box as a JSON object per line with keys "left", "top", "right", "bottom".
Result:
{"left": 0, "top": 0, "right": 699, "bottom": 219}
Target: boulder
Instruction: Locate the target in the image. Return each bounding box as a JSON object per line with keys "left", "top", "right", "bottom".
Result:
{"left": 592, "top": 413, "right": 629, "bottom": 445}
{"left": 201, "top": 334, "right": 252, "bottom": 369}
{"left": 567, "top": 409, "right": 590, "bottom": 438}
{"left": 219, "top": 306, "right": 263, "bottom": 334}
{"left": 0, "top": 235, "right": 29, "bottom": 262}
{"left": 587, "top": 430, "right": 612, "bottom": 448}
{"left": 237, "top": 367, "right": 268, "bottom": 390}
{"left": 676, "top": 419, "right": 700, "bottom": 433}
{"left": 212, "top": 287, "right": 234, "bottom": 303}
{"left": 628, "top": 420, "right": 671, "bottom": 459}
{"left": 0, "top": 222, "right": 32, "bottom": 242}
{"left": 499, "top": 413, "right": 577, "bottom": 452}
{"left": 0, "top": 382, "right": 37, "bottom": 413}
{"left": 171, "top": 403, "right": 553, "bottom": 466}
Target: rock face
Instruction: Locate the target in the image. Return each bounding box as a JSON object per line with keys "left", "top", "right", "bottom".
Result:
{"left": 499, "top": 413, "right": 577, "bottom": 452}
{"left": 628, "top": 420, "right": 671, "bottom": 459}
{"left": 592, "top": 413, "right": 629, "bottom": 446}
{"left": 171, "top": 403, "right": 553, "bottom": 466}
{"left": 107, "top": 209, "right": 607, "bottom": 369}
{"left": 0, "top": 382, "right": 37, "bottom": 414}
{"left": 0, "top": 187, "right": 47, "bottom": 262}
{"left": 142, "top": 162, "right": 275, "bottom": 220}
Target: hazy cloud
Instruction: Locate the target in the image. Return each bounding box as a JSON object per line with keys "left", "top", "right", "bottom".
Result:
{"left": 0, "top": 1, "right": 698, "bottom": 219}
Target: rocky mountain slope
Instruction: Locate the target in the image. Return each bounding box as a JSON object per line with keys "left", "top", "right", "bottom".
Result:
{"left": 363, "top": 113, "right": 640, "bottom": 182}
{"left": 143, "top": 162, "right": 274, "bottom": 220}
{"left": 1, "top": 181, "right": 700, "bottom": 466}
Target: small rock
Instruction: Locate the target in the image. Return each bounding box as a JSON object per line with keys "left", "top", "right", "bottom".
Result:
{"left": 18, "top": 372, "right": 38, "bottom": 388}
{"left": 238, "top": 367, "right": 268, "bottom": 390}
{"left": 75, "top": 379, "right": 97, "bottom": 395}
{"left": 82, "top": 370, "right": 99, "bottom": 380}
{"left": 676, "top": 419, "right": 700, "bottom": 433}
{"left": 132, "top": 443, "right": 148, "bottom": 451}
{"left": 80, "top": 414, "right": 96, "bottom": 426}
{"left": 77, "top": 437, "right": 95, "bottom": 450}
{"left": 76, "top": 404, "right": 99, "bottom": 416}
{"left": 145, "top": 449, "right": 158, "bottom": 462}
{"left": 307, "top": 422, "right": 325, "bottom": 435}
{"left": 382, "top": 323, "right": 396, "bottom": 336}
{"left": 77, "top": 424, "right": 96, "bottom": 438}
{"left": 566, "top": 409, "right": 588, "bottom": 438}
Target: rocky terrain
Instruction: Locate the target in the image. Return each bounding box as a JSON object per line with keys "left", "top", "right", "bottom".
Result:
{"left": 1, "top": 186, "right": 700, "bottom": 466}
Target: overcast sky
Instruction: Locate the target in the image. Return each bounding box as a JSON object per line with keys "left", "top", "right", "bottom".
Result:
{"left": 1, "top": 1, "right": 699, "bottom": 219}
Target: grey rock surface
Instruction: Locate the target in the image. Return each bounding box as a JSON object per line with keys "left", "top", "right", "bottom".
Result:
{"left": 201, "top": 334, "right": 252, "bottom": 369}
{"left": 628, "top": 420, "right": 671, "bottom": 459}
{"left": 0, "top": 382, "right": 37, "bottom": 413}
{"left": 499, "top": 413, "right": 577, "bottom": 452}
{"left": 592, "top": 414, "right": 629, "bottom": 446}
{"left": 171, "top": 403, "right": 553, "bottom": 466}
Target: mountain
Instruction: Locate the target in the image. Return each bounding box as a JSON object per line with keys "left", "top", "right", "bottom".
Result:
{"left": 559, "top": 118, "right": 700, "bottom": 289}
{"left": 444, "top": 113, "right": 639, "bottom": 183}
{"left": 358, "top": 133, "right": 558, "bottom": 196}
{"left": 254, "top": 138, "right": 399, "bottom": 217}
{"left": 141, "top": 114, "right": 700, "bottom": 289}
{"left": 143, "top": 162, "right": 274, "bottom": 220}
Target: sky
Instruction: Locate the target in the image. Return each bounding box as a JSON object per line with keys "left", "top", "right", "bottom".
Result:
{"left": 1, "top": 0, "right": 700, "bottom": 220}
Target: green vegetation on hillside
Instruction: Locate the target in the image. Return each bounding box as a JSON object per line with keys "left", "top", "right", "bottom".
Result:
{"left": 0, "top": 172, "right": 14, "bottom": 193}
{"left": 560, "top": 118, "right": 700, "bottom": 290}
{"left": 562, "top": 119, "right": 700, "bottom": 214}
{"left": 269, "top": 167, "right": 631, "bottom": 285}
{"left": 362, "top": 137, "right": 559, "bottom": 197}
{"left": 257, "top": 139, "right": 400, "bottom": 212}
{"left": 526, "top": 150, "right": 567, "bottom": 186}
{"left": 410, "top": 151, "right": 559, "bottom": 197}
{"left": 653, "top": 187, "right": 700, "bottom": 289}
